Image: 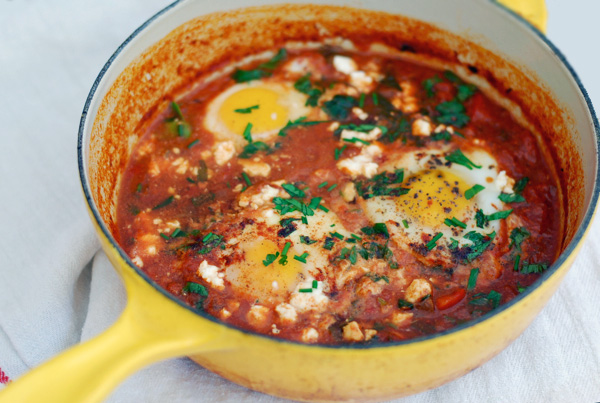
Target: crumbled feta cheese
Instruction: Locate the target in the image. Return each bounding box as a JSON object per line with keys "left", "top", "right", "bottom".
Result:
{"left": 153, "top": 218, "right": 163, "bottom": 225}
{"left": 391, "top": 311, "right": 413, "bottom": 327}
{"left": 275, "top": 303, "right": 298, "bottom": 323}
{"left": 148, "top": 161, "right": 160, "bottom": 176}
{"left": 271, "top": 324, "right": 281, "bottom": 334}
{"left": 412, "top": 117, "right": 434, "bottom": 136}
{"left": 197, "top": 260, "right": 225, "bottom": 290}
{"left": 332, "top": 55, "right": 358, "bottom": 74}
{"left": 328, "top": 122, "right": 340, "bottom": 132}
{"left": 341, "top": 182, "right": 357, "bottom": 203}
{"left": 213, "top": 141, "right": 235, "bottom": 166}
{"left": 289, "top": 281, "right": 329, "bottom": 313}
{"left": 496, "top": 171, "right": 516, "bottom": 194}
{"left": 132, "top": 256, "right": 144, "bottom": 268}
{"left": 239, "top": 185, "right": 283, "bottom": 209}
{"left": 272, "top": 281, "right": 279, "bottom": 290}
{"left": 352, "top": 107, "right": 368, "bottom": 121}
{"left": 301, "top": 327, "right": 319, "bottom": 343}
{"left": 342, "top": 321, "right": 364, "bottom": 342}
{"left": 404, "top": 278, "right": 432, "bottom": 303}
{"left": 337, "top": 144, "right": 382, "bottom": 179}
{"left": 364, "top": 329, "right": 377, "bottom": 341}
{"left": 146, "top": 246, "right": 157, "bottom": 255}
{"left": 349, "top": 70, "right": 374, "bottom": 92}
{"left": 220, "top": 308, "right": 231, "bottom": 320}
{"left": 173, "top": 158, "right": 190, "bottom": 175}
{"left": 247, "top": 305, "right": 270, "bottom": 327}
{"left": 340, "top": 127, "right": 381, "bottom": 144}
{"left": 239, "top": 159, "right": 271, "bottom": 177}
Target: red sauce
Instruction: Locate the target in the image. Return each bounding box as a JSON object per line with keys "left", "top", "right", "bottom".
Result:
{"left": 115, "top": 46, "right": 560, "bottom": 344}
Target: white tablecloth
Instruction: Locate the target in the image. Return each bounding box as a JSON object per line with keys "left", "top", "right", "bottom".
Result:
{"left": 1, "top": 0, "right": 599, "bottom": 401}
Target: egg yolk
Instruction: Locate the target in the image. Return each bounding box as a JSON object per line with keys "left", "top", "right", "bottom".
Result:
{"left": 397, "top": 170, "right": 471, "bottom": 227}
{"left": 232, "top": 238, "right": 304, "bottom": 301}
{"left": 218, "top": 87, "right": 289, "bottom": 136}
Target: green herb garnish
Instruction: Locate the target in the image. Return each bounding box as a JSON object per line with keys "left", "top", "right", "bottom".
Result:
{"left": 475, "top": 209, "right": 513, "bottom": 228}
{"left": 426, "top": 232, "right": 443, "bottom": 250}
{"left": 465, "top": 184, "right": 485, "bottom": 200}
{"left": 509, "top": 227, "right": 530, "bottom": 252}
{"left": 499, "top": 177, "right": 529, "bottom": 203}
{"left": 445, "top": 149, "right": 481, "bottom": 170}
{"left": 234, "top": 105, "right": 259, "bottom": 114}
{"left": 467, "top": 268, "right": 480, "bottom": 291}
{"left": 435, "top": 99, "right": 470, "bottom": 127}
{"left": 355, "top": 169, "right": 409, "bottom": 200}
{"left": 232, "top": 48, "right": 287, "bottom": 82}
{"left": 152, "top": 196, "right": 174, "bottom": 210}
{"left": 322, "top": 95, "right": 357, "bottom": 120}
{"left": 263, "top": 251, "right": 280, "bottom": 266}
{"left": 294, "top": 252, "right": 309, "bottom": 263}
{"left": 361, "top": 223, "right": 389, "bottom": 238}
{"left": 444, "top": 217, "right": 467, "bottom": 229}
{"left": 278, "top": 116, "right": 327, "bottom": 137}
{"left": 423, "top": 76, "right": 442, "bottom": 98}
{"left": 293, "top": 73, "right": 323, "bottom": 106}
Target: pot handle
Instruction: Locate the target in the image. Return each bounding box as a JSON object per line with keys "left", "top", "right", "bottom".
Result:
{"left": 496, "top": 0, "right": 547, "bottom": 32}
{"left": 0, "top": 261, "right": 233, "bottom": 402}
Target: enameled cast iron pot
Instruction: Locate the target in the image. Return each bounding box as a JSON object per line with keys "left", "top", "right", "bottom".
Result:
{"left": 1, "top": 0, "right": 598, "bottom": 402}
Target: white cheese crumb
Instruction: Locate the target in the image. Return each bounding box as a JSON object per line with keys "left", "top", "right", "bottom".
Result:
{"left": 332, "top": 55, "right": 358, "bottom": 74}
{"left": 342, "top": 321, "right": 364, "bottom": 342}
{"left": 289, "top": 281, "right": 329, "bottom": 313}
{"left": 132, "top": 256, "right": 144, "bottom": 268}
{"left": 146, "top": 246, "right": 157, "bottom": 256}
{"left": 272, "top": 281, "right": 279, "bottom": 290}
{"left": 404, "top": 278, "right": 432, "bottom": 303}
{"left": 349, "top": 70, "right": 374, "bottom": 92}
{"left": 341, "top": 182, "right": 357, "bottom": 203}
{"left": 271, "top": 324, "right": 281, "bottom": 334}
{"left": 391, "top": 311, "right": 414, "bottom": 327}
{"left": 340, "top": 127, "right": 382, "bottom": 144}
{"left": 239, "top": 160, "right": 271, "bottom": 177}
{"left": 172, "top": 158, "right": 189, "bottom": 175}
{"left": 301, "top": 327, "right": 319, "bottom": 343}
{"left": 197, "top": 260, "right": 225, "bottom": 290}
{"left": 219, "top": 308, "right": 231, "bottom": 320}
{"left": 275, "top": 303, "right": 298, "bottom": 323}
{"left": 337, "top": 144, "right": 382, "bottom": 179}
{"left": 352, "top": 107, "right": 368, "bottom": 121}
{"left": 239, "top": 185, "right": 282, "bottom": 209}
{"left": 412, "top": 117, "right": 434, "bottom": 136}
{"left": 213, "top": 141, "right": 235, "bottom": 166}
{"left": 247, "top": 305, "right": 270, "bottom": 327}
{"left": 496, "top": 170, "right": 516, "bottom": 194}
{"left": 328, "top": 122, "right": 340, "bottom": 132}
{"left": 364, "top": 329, "right": 377, "bottom": 341}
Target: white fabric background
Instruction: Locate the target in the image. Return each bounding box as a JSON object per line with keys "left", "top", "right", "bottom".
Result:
{"left": 0, "top": 0, "right": 599, "bottom": 401}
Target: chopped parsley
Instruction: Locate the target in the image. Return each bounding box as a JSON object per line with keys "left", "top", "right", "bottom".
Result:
{"left": 241, "top": 172, "right": 252, "bottom": 187}
{"left": 435, "top": 99, "right": 470, "bottom": 127}
{"left": 519, "top": 261, "right": 549, "bottom": 274}
{"left": 234, "top": 105, "right": 259, "bottom": 114}
{"left": 461, "top": 230, "right": 496, "bottom": 263}
{"left": 278, "top": 116, "right": 327, "bottom": 137}
{"left": 323, "top": 236, "right": 335, "bottom": 250}
{"left": 398, "top": 299, "right": 414, "bottom": 310}
{"left": 187, "top": 139, "right": 200, "bottom": 149}
{"left": 422, "top": 76, "right": 442, "bottom": 98}
{"left": 443, "top": 70, "right": 478, "bottom": 101}
{"left": 365, "top": 273, "right": 390, "bottom": 283}
{"left": 293, "top": 252, "right": 309, "bottom": 263}
{"left": 402, "top": 219, "right": 409, "bottom": 229}
{"left": 263, "top": 251, "right": 280, "bottom": 266}
{"left": 499, "top": 177, "right": 529, "bottom": 203}
{"left": 334, "top": 145, "right": 347, "bottom": 160}
{"left": 340, "top": 245, "right": 358, "bottom": 264}
{"left": 300, "top": 235, "right": 317, "bottom": 245}
{"left": 298, "top": 288, "right": 313, "bottom": 293}
{"left": 322, "top": 95, "right": 357, "bottom": 120}
{"left": 355, "top": 169, "right": 409, "bottom": 200}
{"left": 198, "top": 232, "right": 224, "bottom": 254}
{"left": 293, "top": 73, "right": 323, "bottom": 106}
{"left": 239, "top": 123, "right": 270, "bottom": 158}
{"left": 467, "top": 268, "right": 480, "bottom": 291}
{"left": 379, "top": 74, "right": 402, "bottom": 91}
{"left": 509, "top": 227, "right": 530, "bottom": 252}
{"left": 444, "top": 217, "right": 467, "bottom": 229}
{"left": 426, "top": 232, "right": 443, "bottom": 250}
{"left": 152, "top": 195, "right": 174, "bottom": 210}
{"left": 281, "top": 183, "right": 305, "bottom": 198}
{"left": 318, "top": 181, "right": 328, "bottom": 188}
{"left": 278, "top": 242, "right": 291, "bottom": 265}
{"left": 166, "top": 101, "right": 193, "bottom": 138}
{"left": 232, "top": 48, "right": 287, "bottom": 82}
{"left": 470, "top": 290, "right": 502, "bottom": 308}
{"left": 327, "top": 183, "right": 337, "bottom": 192}
{"left": 361, "top": 223, "right": 389, "bottom": 238}
{"left": 182, "top": 281, "right": 208, "bottom": 309}
{"left": 464, "top": 184, "right": 485, "bottom": 200}
{"left": 445, "top": 149, "right": 482, "bottom": 170}
{"left": 475, "top": 208, "right": 513, "bottom": 228}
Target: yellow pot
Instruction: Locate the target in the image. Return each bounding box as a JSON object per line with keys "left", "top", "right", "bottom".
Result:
{"left": 2, "top": 1, "right": 598, "bottom": 402}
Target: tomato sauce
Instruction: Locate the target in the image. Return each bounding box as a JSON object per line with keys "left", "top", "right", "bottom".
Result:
{"left": 115, "top": 46, "right": 560, "bottom": 344}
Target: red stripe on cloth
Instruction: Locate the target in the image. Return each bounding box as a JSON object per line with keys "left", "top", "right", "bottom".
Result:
{"left": 0, "top": 368, "right": 10, "bottom": 384}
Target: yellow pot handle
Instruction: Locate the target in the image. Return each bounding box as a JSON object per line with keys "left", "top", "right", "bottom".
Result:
{"left": 0, "top": 252, "right": 235, "bottom": 403}
{"left": 497, "top": 0, "right": 548, "bottom": 33}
